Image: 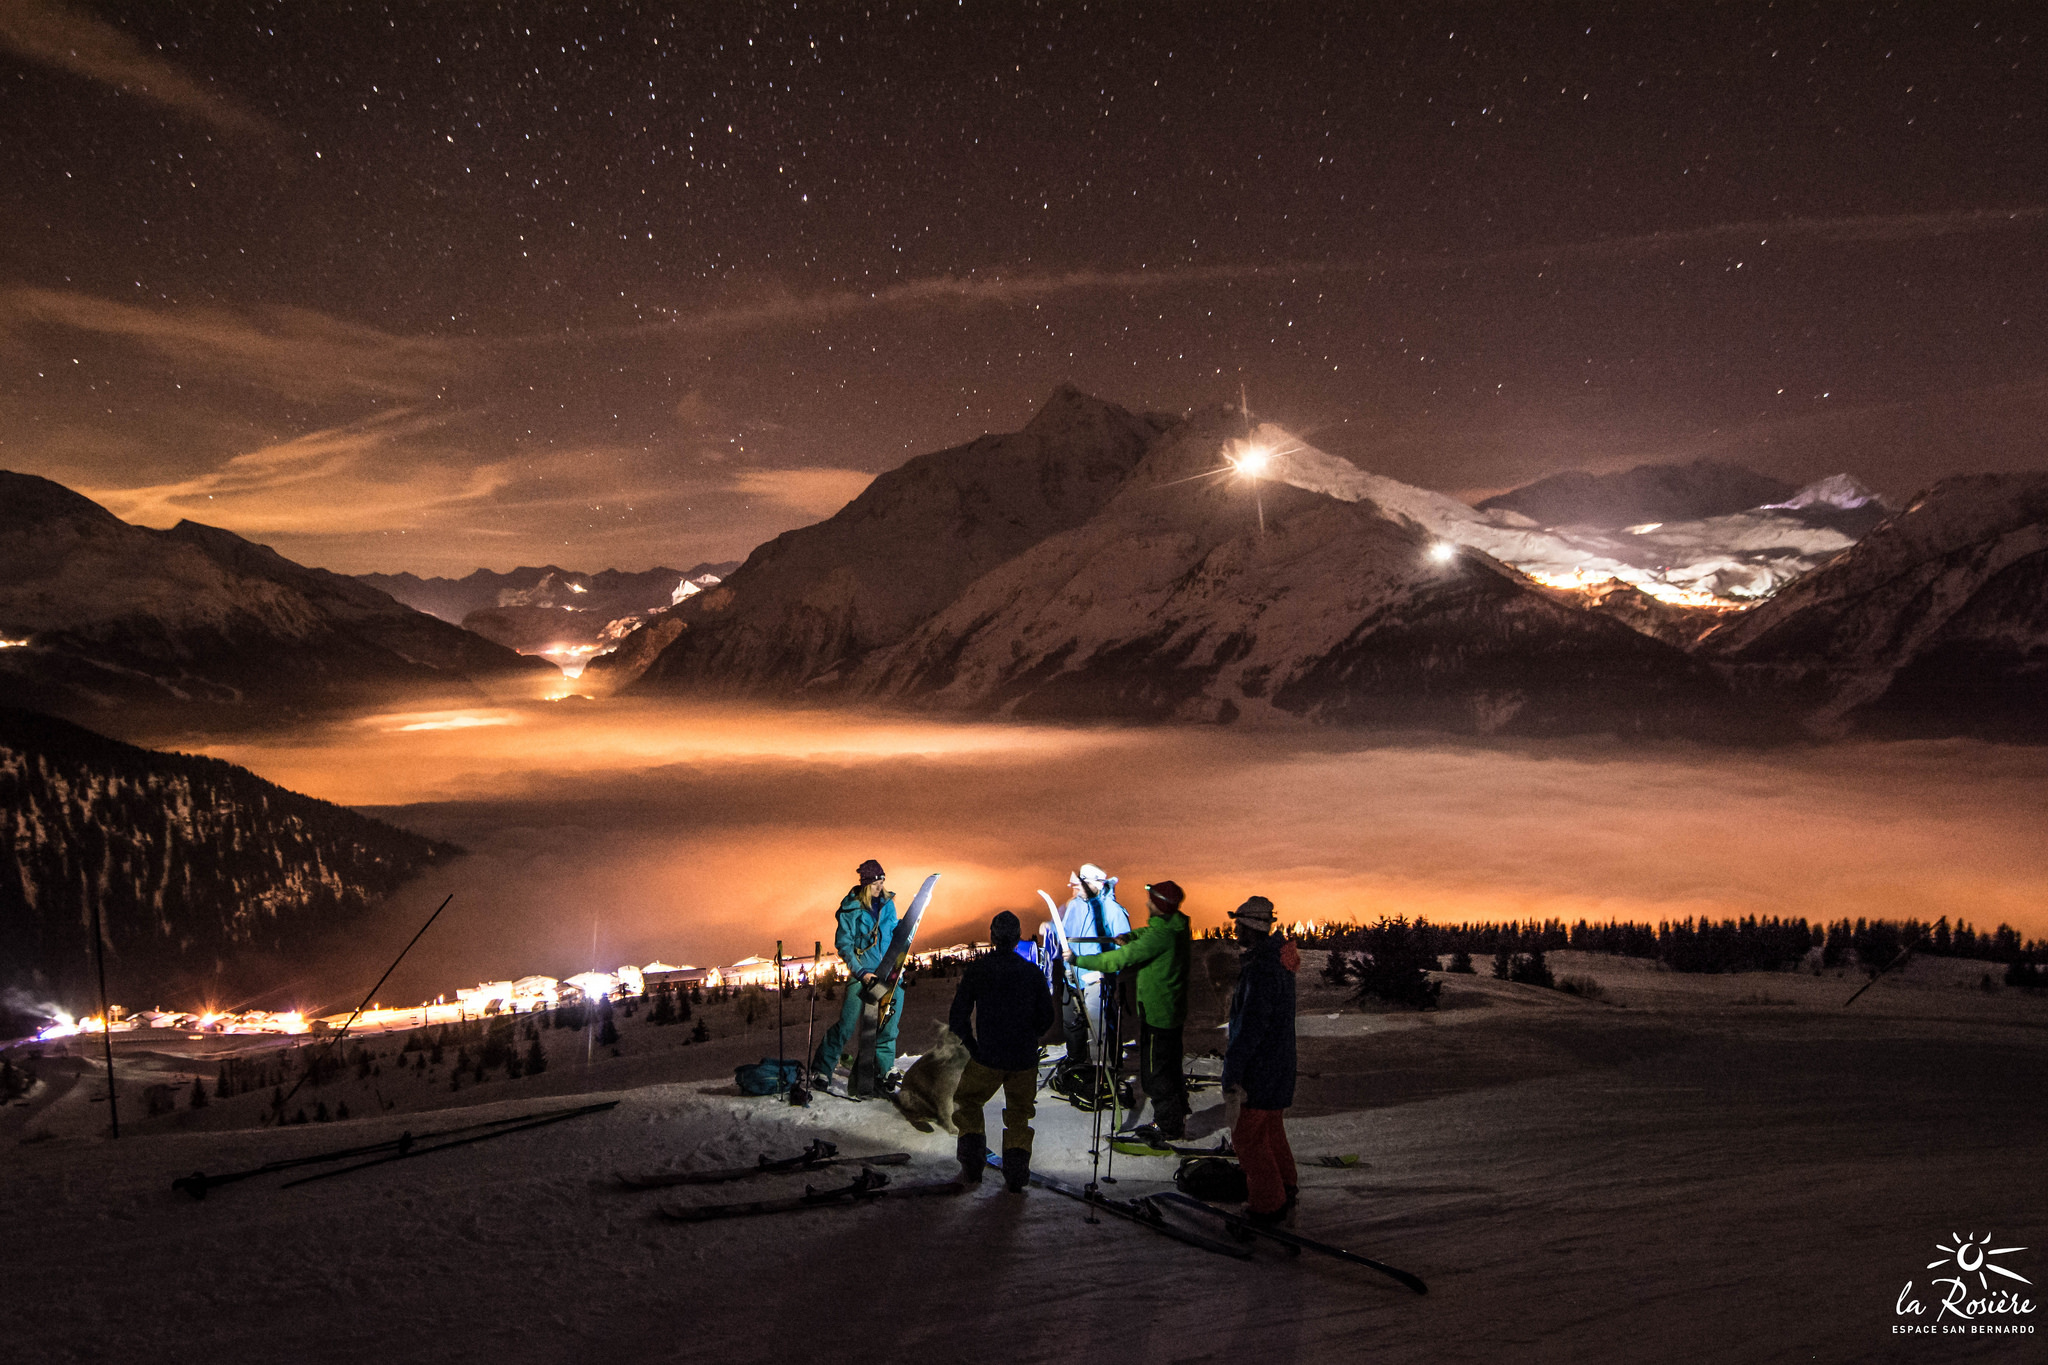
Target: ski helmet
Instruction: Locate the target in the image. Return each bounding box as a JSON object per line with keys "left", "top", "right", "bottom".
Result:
{"left": 1076, "top": 863, "right": 1109, "bottom": 896}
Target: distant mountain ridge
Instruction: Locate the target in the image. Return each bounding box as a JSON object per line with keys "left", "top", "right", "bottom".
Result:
{"left": 0, "top": 707, "right": 457, "bottom": 1016}
{"left": 603, "top": 388, "right": 2043, "bottom": 741}
{"left": 357, "top": 563, "right": 738, "bottom": 626}
{"left": 0, "top": 471, "right": 553, "bottom": 733}
{"left": 1477, "top": 460, "right": 1802, "bottom": 527}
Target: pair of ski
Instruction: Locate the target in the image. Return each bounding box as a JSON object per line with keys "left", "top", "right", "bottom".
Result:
{"left": 994, "top": 1155, "right": 1425, "bottom": 1294}
{"left": 172, "top": 1100, "right": 620, "bottom": 1198}
{"left": 616, "top": 1139, "right": 910, "bottom": 1190}
{"left": 656, "top": 1165, "right": 962, "bottom": 1222}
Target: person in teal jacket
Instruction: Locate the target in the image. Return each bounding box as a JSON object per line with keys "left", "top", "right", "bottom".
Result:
{"left": 810, "top": 859, "right": 901, "bottom": 1092}
{"left": 1070, "top": 879, "right": 1192, "bottom": 1140}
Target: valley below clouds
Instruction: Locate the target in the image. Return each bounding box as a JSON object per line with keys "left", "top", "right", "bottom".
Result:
{"left": 185, "top": 698, "right": 2048, "bottom": 1012}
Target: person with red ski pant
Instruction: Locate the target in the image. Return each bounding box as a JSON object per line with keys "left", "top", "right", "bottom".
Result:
{"left": 1222, "top": 895, "right": 1300, "bottom": 1226}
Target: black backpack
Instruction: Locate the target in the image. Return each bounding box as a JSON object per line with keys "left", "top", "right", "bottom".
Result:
{"left": 1174, "top": 1155, "right": 1249, "bottom": 1203}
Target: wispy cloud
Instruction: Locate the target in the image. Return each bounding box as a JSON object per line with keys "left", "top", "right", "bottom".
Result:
{"left": 78, "top": 409, "right": 506, "bottom": 535}
{"left": 569, "top": 205, "right": 2047, "bottom": 337}
{"left": 730, "top": 468, "right": 875, "bottom": 517}
{"left": 2, "top": 288, "right": 462, "bottom": 402}
{"left": 0, "top": 0, "right": 282, "bottom": 144}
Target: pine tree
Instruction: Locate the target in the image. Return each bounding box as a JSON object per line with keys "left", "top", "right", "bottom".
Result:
{"left": 214, "top": 1063, "right": 230, "bottom": 1099}
{"left": 523, "top": 1036, "right": 547, "bottom": 1075}
{"left": 189, "top": 1076, "right": 209, "bottom": 1109}
{"left": 336, "top": 1101, "right": 350, "bottom": 1120}
{"left": 598, "top": 1016, "right": 620, "bottom": 1047}
{"left": 690, "top": 1018, "right": 709, "bottom": 1043}
{"left": 651, "top": 988, "right": 677, "bottom": 1026}
{"left": 313, "top": 1101, "right": 330, "bottom": 1122}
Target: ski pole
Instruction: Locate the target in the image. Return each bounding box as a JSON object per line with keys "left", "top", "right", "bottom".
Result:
{"left": 776, "top": 940, "right": 786, "bottom": 1094}
{"left": 279, "top": 893, "right": 453, "bottom": 1113}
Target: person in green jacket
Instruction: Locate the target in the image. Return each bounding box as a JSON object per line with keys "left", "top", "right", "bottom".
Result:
{"left": 1070, "top": 879, "right": 1192, "bottom": 1141}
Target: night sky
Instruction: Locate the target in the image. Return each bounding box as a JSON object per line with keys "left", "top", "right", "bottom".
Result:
{"left": 2, "top": 2, "right": 2043, "bottom": 575}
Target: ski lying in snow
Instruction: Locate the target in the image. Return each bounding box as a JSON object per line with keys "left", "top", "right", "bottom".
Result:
{"left": 657, "top": 1167, "right": 962, "bottom": 1221}
{"left": 177, "top": 1102, "right": 618, "bottom": 1199}
{"left": 1150, "top": 1191, "right": 1428, "bottom": 1294}
{"left": 279, "top": 1101, "right": 619, "bottom": 1189}
{"left": 986, "top": 1154, "right": 1251, "bottom": 1260}
{"left": 617, "top": 1142, "right": 911, "bottom": 1189}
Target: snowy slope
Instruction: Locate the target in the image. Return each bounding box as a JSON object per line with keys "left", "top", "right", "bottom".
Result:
{"left": 1701, "top": 471, "right": 2048, "bottom": 736}
{"left": 1477, "top": 458, "right": 1798, "bottom": 526}
{"left": 608, "top": 385, "right": 1164, "bottom": 695}
{"left": 0, "top": 472, "right": 553, "bottom": 728}
{"left": 856, "top": 411, "right": 1745, "bottom": 735}
{"left": 1241, "top": 425, "right": 1872, "bottom": 605}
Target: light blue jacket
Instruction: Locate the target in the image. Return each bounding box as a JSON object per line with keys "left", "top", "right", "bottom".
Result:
{"left": 1061, "top": 889, "right": 1130, "bottom": 987}
{"left": 834, "top": 887, "right": 898, "bottom": 977}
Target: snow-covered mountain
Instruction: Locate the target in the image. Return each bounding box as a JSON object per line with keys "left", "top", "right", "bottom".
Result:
{"left": 1700, "top": 472, "right": 2048, "bottom": 738}
{"left": 1246, "top": 428, "right": 1882, "bottom": 605}
{"left": 0, "top": 706, "right": 456, "bottom": 1012}
{"left": 608, "top": 393, "right": 1757, "bottom": 735}
{"left": 1478, "top": 459, "right": 1799, "bottom": 527}
{"left": 0, "top": 472, "right": 554, "bottom": 731}
{"left": 594, "top": 384, "right": 1167, "bottom": 695}
{"left": 852, "top": 409, "right": 1745, "bottom": 733}
{"left": 358, "top": 563, "right": 734, "bottom": 625}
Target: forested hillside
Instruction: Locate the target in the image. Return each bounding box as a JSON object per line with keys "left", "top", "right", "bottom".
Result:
{"left": 1, "top": 708, "right": 456, "bottom": 1015}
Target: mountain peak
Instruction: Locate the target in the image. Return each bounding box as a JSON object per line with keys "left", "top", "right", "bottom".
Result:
{"left": 0, "top": 470, "right": 128, "bottom": 533}
{"left": 1764, "top": 473, "right": 1884, "bottom": 513}
{"left": 1022, "top": 383, "right": 1137, "bottom": 438}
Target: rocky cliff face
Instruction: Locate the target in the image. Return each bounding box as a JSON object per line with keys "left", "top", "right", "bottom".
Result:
{"left": 1700, "top": 472, "right": 2048, "bottom": 737}
{"left": 0, "top": 472, "right": 553, "bottom": 732}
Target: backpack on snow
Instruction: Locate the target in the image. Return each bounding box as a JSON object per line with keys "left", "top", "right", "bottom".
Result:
{"left": 734, "top": 1057, "right": 804, "bottom": 1096}
{"left": 1174, "top": 1155, "right": 1250, "bottom": 1203}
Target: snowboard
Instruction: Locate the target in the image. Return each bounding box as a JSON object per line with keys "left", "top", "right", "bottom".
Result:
{"left": 858, "top": 872, "right": 939, "bottom": 1005}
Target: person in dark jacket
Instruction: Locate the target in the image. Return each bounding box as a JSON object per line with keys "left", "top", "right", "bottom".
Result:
{"left": 1071, "top": 879, "right": 1192, "bottom": 1141}
{"left": 1222, "top": 894, "right": 1299, "bottom": 1225}
{"left": 949, "top": 911, "right": 1057, "bottom": 1191}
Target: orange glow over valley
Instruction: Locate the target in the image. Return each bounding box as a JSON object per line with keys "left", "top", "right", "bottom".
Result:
{"left": 181, "top": 700, "right": 2048, "bottom": 1005}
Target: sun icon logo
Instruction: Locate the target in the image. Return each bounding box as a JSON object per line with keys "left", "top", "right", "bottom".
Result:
{"left": 1928, "top": 1233, "right": 2031, "bottom": 1290}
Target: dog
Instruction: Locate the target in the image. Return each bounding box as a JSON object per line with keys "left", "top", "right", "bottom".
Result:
{"left": 890, "top": 1022, "right": 971, "bottom": 1133}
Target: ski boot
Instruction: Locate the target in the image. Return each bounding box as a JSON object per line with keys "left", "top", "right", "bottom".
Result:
{"left": 955, "top": 1133, "right": 987, "bottom": 1186}
{"left": 1002, "top": 1147, "right": 1031, "bottom": 1194}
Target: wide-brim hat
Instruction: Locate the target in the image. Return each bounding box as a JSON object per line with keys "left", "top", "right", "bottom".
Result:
{"left": 1229, "top": 895, "right": 1276, "bottom": 927}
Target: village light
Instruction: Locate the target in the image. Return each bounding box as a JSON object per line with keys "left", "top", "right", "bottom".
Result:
{"left": 1430, "top": 542, "right": 1457, "bottom": 563}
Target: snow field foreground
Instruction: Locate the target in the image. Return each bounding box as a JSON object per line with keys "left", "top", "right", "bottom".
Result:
{"left": 5, "top": 970, "right": 2044, "bottom": 1365}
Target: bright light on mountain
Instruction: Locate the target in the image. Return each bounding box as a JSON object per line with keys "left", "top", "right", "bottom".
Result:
{"left": 1233, "top": 444, "right": 1273, "bottom": 477}
{"left": 1430, "top": 542, "right": 1457, "bottom": 562}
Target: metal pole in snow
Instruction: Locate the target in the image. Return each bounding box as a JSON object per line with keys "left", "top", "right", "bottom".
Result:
{"left": 775, "top": 940, "right": 786, "bottom": 1091}
{"left": 90, "top": 895, "right": 118, "bottom": 1138}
